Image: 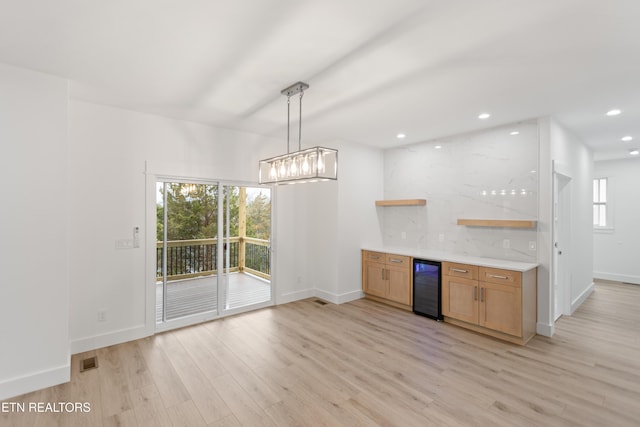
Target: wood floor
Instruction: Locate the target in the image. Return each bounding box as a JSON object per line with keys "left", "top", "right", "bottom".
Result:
{"left": 3, "top": 280, "right": 640, "bottom": 426}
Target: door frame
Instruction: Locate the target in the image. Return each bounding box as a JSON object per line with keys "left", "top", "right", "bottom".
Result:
{"left": 552, "top": 163, "right": 572, "bottom": 320}
{"left": 144, "top": 170, "right": 275, "bottom": 334}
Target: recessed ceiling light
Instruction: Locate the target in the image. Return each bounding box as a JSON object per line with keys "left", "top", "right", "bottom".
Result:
{"left": 606, "top": 109, "right": 622, "bottom": 116}
{"left": 478, "top": 113, "right": 491, "bottom": 120}
{"left": 434, "top": 145, "right": 442, "bottom": 149}
{"left": 510, "top": 131, "right": 520, "bottom": 135}
{"left": 621, "top": 136, "right": 633, "bottom": 142}
{"left": 630, "top": 149, "right": 639, "bottom": 156}
{"left": 396, "top": 133, "right": 406, "bottom": 139}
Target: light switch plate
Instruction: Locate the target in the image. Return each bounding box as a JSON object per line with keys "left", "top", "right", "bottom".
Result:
{"left": 116, "top": 239, "right": 133, "bottom": 249}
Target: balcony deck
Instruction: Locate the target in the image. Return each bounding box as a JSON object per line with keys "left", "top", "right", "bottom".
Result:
{"left": 156, "top": 272, "right": 271, "bottom": 323}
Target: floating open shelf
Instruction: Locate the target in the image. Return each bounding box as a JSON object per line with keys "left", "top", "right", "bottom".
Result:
{"left": 375, "top": 199, "right": 427, "bottom": 207}
{"left": 457, "top": 219, "right": 537, "bottom": 228}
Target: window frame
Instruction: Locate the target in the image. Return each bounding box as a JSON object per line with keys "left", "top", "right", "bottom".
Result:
{"left": 593, "top": 177, "right": 614, "bottom": 232}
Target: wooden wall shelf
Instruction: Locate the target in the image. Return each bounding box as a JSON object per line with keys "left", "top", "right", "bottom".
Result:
{"left": 375, "top": 199, "right": 427, "bottom": 207}
{"left": 457, "top": 219, "right": 537, "bottom": 229}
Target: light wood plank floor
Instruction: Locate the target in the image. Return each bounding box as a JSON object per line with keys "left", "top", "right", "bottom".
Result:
{"left": 2, "top": 280, "right": 639, "bottom": 426}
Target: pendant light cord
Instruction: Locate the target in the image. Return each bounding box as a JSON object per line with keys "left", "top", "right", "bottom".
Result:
{"left": 286, "top": 95, "right": 291, "bottom": 154}
{"left": 298, "top": 90, "right": 304, "bottom": 151}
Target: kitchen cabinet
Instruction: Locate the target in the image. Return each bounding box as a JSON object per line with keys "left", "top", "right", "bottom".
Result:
{"left": 362, "top": 250, "right": 412, "bottom": 310}
{"left": 442, "top": 262, "right": 537, "bottom": 345}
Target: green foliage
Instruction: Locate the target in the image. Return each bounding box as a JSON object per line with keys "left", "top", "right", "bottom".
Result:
{"left": 246, "top": 192, "right": 271, "bottom": 239}
{"left": 157, "top": 183, "right": 270, "bottom": 241}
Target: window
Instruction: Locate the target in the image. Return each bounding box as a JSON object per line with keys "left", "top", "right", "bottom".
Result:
{"left": 593, "top": 178, "right": 608, "bottom": 227}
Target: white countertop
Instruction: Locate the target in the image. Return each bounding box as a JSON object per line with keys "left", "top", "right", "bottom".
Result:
{"left": 363, "top": 247, "right": 538, "bottom": 272}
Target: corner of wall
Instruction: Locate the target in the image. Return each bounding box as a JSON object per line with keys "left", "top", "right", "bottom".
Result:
{"left": 571, "top": 281, "right": 595, "bottom": 314}
{"left": 0, "top": 364, "right": 70, "bottom": 401}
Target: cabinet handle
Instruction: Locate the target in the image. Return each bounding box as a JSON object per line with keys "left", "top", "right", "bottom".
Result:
{"left": 370, "top": 255, "right": 381, "bottom": 259}
{"left": 381, "top": 269, "right": 385, "bottom": 280}
{"left": 452, "top": 268, "right": 468, "bottom": 273}
{"left": 389, "top": 258, "right": 403, "bottom": 263}
{"left": 473, "top": 287, "right": 477, "bottom": 301}
{"left": 488, "top": 274, "right": 508, "bottom": 280}
{"left": 480, "top": 287, "right": 484, "bottom": 302}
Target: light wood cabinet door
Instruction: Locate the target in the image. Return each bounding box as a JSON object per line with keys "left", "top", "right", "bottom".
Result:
{"left": 387, "top": 264, "right": 411, "bottom": 305}
{"left": 442, "top": 275, "right": 478, "bottom": 324}
{"left": 364, "top": 261, "right": 387, "bottom": 298}
{"left": 479, "top": 281, "right": 522, "bottom": 337}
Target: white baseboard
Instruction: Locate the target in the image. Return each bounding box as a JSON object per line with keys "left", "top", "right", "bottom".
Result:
{"left": 313, "top": 288, "right": 364, "bottom": 304}
{"left": 278, "top": 288, "right": 364, "bottom": 305}
{"left": 571, "top": 282, "right": 595, "bottom": 314}
{"left": 593, "top": 271, "right": 640, "bottom": 285}
{"left": 70, "top": 324, "right": 151, "bottom": 354}
{"left": 276, "top": 288, "right": 315, "bottom": 305}
{"left": 536, "top": 322, "right": 554, "bottom": 337}
{"left": 0, "top": 363, "right": 70, "bottom": 400}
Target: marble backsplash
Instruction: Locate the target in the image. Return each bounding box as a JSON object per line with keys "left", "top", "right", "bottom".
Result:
{"left": 381, "top": 120, "right": 539, "bottom": 262}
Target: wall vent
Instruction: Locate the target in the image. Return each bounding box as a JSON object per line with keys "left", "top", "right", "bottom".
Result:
{"left": 80, "top": 356, "right": 98, "bottom": 372}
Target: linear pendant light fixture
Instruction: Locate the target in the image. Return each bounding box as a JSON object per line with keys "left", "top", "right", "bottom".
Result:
{"left": 259, "top": 82, "right": 338, "bottom": 185}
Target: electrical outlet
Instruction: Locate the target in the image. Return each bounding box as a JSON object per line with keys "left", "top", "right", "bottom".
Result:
{"left": 502, "top": 239, "right": 510, "bottom": 249}
{"left": 97, "top": 310, "right": 107, "bottom": 322}
{"left": 529, "top": 241, "right": 537, "bottom": 250}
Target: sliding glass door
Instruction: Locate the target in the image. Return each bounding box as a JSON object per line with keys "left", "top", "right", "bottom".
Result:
{"left": 156, "top": 180, "right": 272, "bottom": 327}
{"left": 221, "top": 185, "right": 272, "bottom": 310}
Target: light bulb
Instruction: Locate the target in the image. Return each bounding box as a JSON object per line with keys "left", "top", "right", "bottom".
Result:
{"left": 290, "top": 157, "right": 298, "bottom": 176}
{"left": 269, "top": 163, "right": 276, "bottom": 179}
{"left": 302, "top": 156, "right": 310, "bottom": 174}
{"left": 279, "top": 161, "right": 286, "bottom": 177}
{"left": 317, "top": 150, "right": 325, "bottom": 173}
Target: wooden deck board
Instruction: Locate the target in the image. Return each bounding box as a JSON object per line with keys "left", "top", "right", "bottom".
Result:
{"left": 156, "top": 273, "right": 271, "bottom": 322}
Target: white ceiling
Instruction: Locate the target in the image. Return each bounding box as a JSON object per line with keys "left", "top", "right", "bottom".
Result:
{"left": 1, "top": 0, "right": 639, "bottom": 160}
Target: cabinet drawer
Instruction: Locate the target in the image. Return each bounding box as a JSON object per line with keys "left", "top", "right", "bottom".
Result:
{"left": 386, "top": 254, "right": 410, "bottom": 267}
{"left": 443, "top": 262, "right": 478, "bottom": 280}
{"left": 363, "top": 251, "right": 385, "bottom": 262}
{"left": 479, "top": 267, "right": 521, "bottom": 286}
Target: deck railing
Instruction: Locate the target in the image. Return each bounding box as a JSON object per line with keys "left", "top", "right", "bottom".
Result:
{"left": 157, "top": 237, "right": 270, "bottom": 281}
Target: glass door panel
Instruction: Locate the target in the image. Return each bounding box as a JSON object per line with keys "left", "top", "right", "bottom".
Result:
{"left": 222, "top": 185, "right": 272, "bottom": 311}
{"left": 156, "top": 182, "right": 218, "bottom": 323}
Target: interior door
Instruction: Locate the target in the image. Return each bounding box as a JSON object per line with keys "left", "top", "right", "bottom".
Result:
{"left": 553, "top": 172, "right": 572, "bottom": 320}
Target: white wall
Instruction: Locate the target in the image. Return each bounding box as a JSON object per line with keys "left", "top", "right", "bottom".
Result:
{"left": 382, "top": 121, "right": 539, "bottom": 261}
{"left": 593, "top": 157, "right": 640, "bottom": 284}
{"left": 538, "top": 117, "right": 594, "bottom": 335}
{"left": 0, "top": 63, "right": 70, "bottom": 399}
{"left": 67, "top": 100, "right": 290, "bottom": 352}
{"left": 300, "top": 141, "right": 385, "bottom": 304}
{"left": 336, "top": 142, "right": 385, "bottom": 301}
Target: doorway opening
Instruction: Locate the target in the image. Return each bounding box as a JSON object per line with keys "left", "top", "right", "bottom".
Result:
{"left": 155, "top": 180, "right": 272, "bottom": 329}
{"left": 553, "top": 171, "right": 572, "bottom": 320}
